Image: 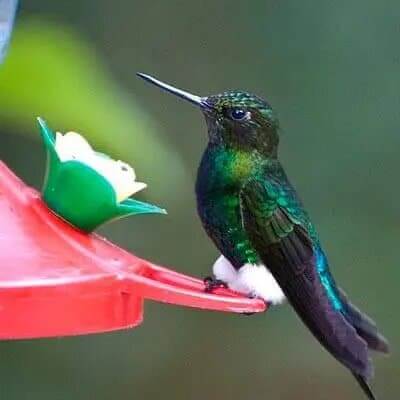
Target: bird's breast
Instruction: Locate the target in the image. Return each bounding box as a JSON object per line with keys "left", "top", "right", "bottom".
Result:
{"left": 195, "top": 146, "right": 243, "bottom": 218}
{"left": 196, "top": 146, "right": 255, "bottom": 197}
{"left": 195, "top": 146, "right": 259, "bottom": 267}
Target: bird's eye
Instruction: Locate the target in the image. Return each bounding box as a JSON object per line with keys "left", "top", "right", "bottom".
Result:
{"left": 230, "top": 108, "right": 249, "bottom": 121}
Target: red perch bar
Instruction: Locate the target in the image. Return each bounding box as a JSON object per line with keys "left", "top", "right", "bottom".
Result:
{"left": 0, "top": 161, "right": 266, "bottom": 339}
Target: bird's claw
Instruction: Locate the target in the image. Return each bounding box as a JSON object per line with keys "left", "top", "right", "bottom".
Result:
{"left": 203, "top": 276, "right": 228, "bottom": 292}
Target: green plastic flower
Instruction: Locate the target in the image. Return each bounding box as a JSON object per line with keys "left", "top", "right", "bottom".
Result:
{"left": 38, "top": 117, "right": 166, "bottom": 232}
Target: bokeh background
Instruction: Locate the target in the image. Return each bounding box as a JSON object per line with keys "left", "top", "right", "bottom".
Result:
{"left": 0, "top": 1, "right": 398, "bottom": 399}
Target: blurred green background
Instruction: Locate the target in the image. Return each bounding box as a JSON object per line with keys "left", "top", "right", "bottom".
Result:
{"left": 0, "top": 1, "right": 398, "bottom": 399}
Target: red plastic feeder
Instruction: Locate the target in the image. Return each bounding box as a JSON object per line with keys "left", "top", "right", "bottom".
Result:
{"left": 0, "top": 161, "right": 266, "bottom": 339}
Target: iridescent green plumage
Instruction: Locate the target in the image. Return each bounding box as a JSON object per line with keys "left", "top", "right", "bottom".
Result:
{"left": 138, "top": 74, "right": 388, "bottom": 400}
{"left": 196, "top": 146, "right": 260, "bottom": 266}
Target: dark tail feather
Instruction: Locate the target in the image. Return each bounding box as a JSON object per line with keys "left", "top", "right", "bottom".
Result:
{"left": 353, "top": 373, "right": 376, "bottom": 400}
{"left": 339, "top": 289, "right": 390, "bottom": 353}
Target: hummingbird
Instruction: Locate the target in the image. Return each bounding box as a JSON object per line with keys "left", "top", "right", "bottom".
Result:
{"left": 137, "top": 73, "right": 389, "bottom": 400}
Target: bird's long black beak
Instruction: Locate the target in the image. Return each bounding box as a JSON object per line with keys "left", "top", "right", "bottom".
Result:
{"left": 137, "top": 73, "right": 209, "bottom": 109}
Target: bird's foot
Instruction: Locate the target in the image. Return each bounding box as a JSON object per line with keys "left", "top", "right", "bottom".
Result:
{"left": 203, "top": 276, "right": 228, "bottom": 292}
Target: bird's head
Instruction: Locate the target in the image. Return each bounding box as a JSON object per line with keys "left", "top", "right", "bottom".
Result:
{"left": 137, "top": 74, "right": 280, "bottom": 157}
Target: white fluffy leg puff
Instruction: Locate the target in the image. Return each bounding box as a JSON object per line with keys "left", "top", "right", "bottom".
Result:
{"left": 212, "top": 255, "right": 286, "bottom": 305}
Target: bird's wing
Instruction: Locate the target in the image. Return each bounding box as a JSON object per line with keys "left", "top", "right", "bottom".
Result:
{"left": 239, "top": 161, "right": 315, "bottom": 276}
{"left": 239, "top": 161, "right": 373, "bottom": 380}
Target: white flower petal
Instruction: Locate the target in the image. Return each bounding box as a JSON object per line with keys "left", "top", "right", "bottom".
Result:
{"left": 115, "top": 182, "right": 147, "bottom": 203}
{"left": 131, "top": 181, "right": 147, "bottom": 193}
{"left": 55, "top": 131, "right": 94, "bottom": 162}
{"left": 115, "top": 160, "right": 136, "bottom": 180}
{"left": 55, "top": 131, "right": 147, "bottom": 203}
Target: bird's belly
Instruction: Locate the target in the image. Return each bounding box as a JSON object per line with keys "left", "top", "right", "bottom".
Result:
{"left": 196, "top": 187, "right": 286, "bottom": 304}
{"left": 212, "top": 255, "right": 286, "bottom": 305}
{"left": 195, "top": 152, "right": 285, "bottom": 303}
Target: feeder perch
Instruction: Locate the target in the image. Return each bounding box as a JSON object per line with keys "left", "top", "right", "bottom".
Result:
{"left": 0, "top": 161, "right": 266, "bottom": 339}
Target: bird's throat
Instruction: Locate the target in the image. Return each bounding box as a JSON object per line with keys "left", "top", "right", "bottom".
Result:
{"left": 198, "top": 145, "right": 261, "bottom": 192}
